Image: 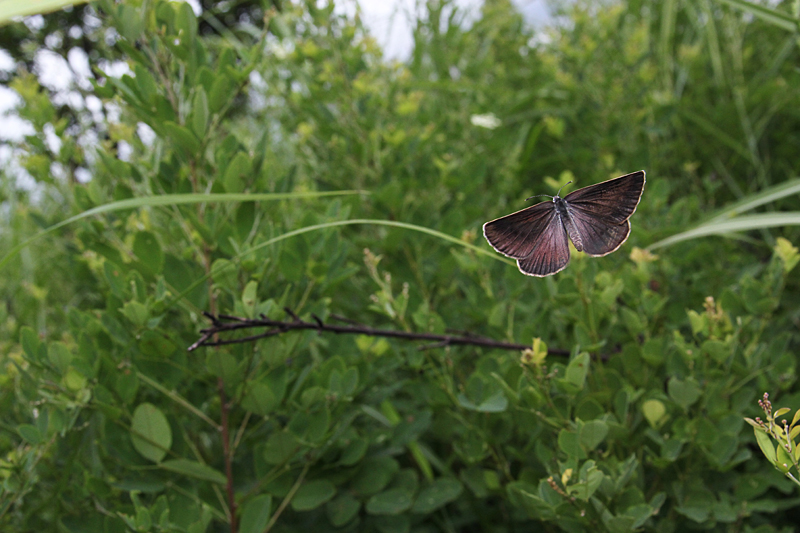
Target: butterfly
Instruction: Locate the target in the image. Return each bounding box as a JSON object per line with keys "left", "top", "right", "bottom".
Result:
{"left": 483, "top": 171, "right": 646, "bottom": 276}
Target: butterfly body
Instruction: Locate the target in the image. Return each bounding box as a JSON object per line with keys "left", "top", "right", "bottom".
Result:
{"left": 483, "top": 171, "right": 646, "bottom": 277}
{"left": 553, "top": 196, "right": 584, "bottom": 252}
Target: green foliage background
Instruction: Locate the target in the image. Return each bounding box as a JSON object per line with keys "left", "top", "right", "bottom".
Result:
{"left": 2, "top": 0, "right": 800, "bottom": 531}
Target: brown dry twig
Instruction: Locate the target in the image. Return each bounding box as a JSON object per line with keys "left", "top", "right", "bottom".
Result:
{"left": 187, "top": 307, "right": 571, "bottom": 356}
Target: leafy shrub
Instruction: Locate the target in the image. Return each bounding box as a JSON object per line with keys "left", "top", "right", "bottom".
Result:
{"left": 2, "top": 0, "right": 800, "bottom": 531}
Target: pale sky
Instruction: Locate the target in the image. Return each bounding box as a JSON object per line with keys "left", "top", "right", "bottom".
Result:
{"left": 354, "top": 0, "right": 550, "bottom": 60}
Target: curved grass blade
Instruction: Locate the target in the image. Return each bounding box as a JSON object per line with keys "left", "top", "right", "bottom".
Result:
{"left": 715, "top": 0, "right": 799, "bottom": 32}
{"left": 0, "top": 0, "right": 87, "bottom": 23}
{"left": 0, "top": 191, "right": 366, "bottom": 271}
{"left": 648, "top": 213, "right": 800, "bottom": 250}
{"left": 706, "top": 178, "right": 800, "bottom": 222}
{"left": 168, "top": 219, "right": 515, "bottom": 312}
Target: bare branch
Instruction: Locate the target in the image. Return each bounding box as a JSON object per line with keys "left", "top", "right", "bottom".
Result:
{"left": 188, "top": 310, "right": 571, "bottom": 356}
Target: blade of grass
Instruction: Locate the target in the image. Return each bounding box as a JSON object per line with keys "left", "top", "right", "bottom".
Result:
{"left": 0, "top": 0, "right": 86, "bottom": 24}
{"left": 166, "top": 219, "right": 515, "bottom": 312}
{"left": 715, "top": 0, "right": 799, "bottom": 32}
{"left": 0, "top": 190, "right": 366, "bottom": 271}
{"left": 648, "top": 212, "right": 800, "bottom": 250}
{"left": 701, "top": 0, "right": 726, "bottom": 87}
{"left": 706, "top": 178, "right": 800, "bottom": 221}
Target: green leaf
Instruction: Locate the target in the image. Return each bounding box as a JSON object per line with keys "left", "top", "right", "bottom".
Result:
{"left": 564, "top": 352, "right": 590, "bottom": 389}
{"left": 754, "top": 428, "right": 777, "bottom": 465}
{"left": 351, "top": 457, "right": 400, "bottom": 496}
{"left": 326, "top": 494, "right": 361, "bottom": 527}
{"left": 211, "top": 258, "right": 238, "bottom": 289}
{"left": 120, "top": 301, "right": 149, "bottom": 327}
{"left": 209, "top": 72, "right": 235, "bottom": 113}
{"left": 191, "top": 88, "right": 209, "bottom": 139}
{"left": 331, "top": 367, "right": 359, "bottom": 396}
{"left": 160, "top": 459, "right": 227, "bottom": 484}
{"left": 239, "top": 494, "right": 272, "bottom": 533}
{"left": 242, "top": 382, "right": 278, "bottom": 416}
{"left": 103, "top": 260, "right": 126, "bottom": 298}
{"left": 205, "top": 351, "right": 240, "bottom": 386}
{"left": 305, "top": 408, "right": 330, "bottom": 444}
{"left": 572, "top": 464, "right": 604, "bottom": 501}
{"left": 20, "top": 326, "right": 41, "bottom": 363}
{"left": 701, "top": 339, "right": 729, "bottom": 363}
{"left": 457, "top": 390, "right": 508, "bottom": 412}
{"left": 668, "top": 377, "right": 702, "bottom": 410}
{"left": 174, "top": 1, "right": 198, "bottom": 43}
{"left": 116, "top": 4, "right": 144, "bottom": 41}
{"left": 374, "top": 515, "right": 410, "bottom": 533}
{"left": 774, "top": 237, "right": 800, "bottom": 273}
{"left": 411, "top": 478, "right": 463, "bottom": 514}
{"left": 620, "top": 307, "right": 646, "bottom": 335}
{"left": 116, "top": 371, "right": 139, "bottom": 404}
{"left": 506, "top": 481, "right": 556, "bottom": 519}
{"left": 579, "top": 420, "right": 609, "bottom": 451}
{"left": 17, "top": 424, "right": 43, "bottom": 445}
{"left": 263, "top": 431, "right": 299, "bottom": 465}
{"left": 242, "top": 280, "right": 258, "bottom": 318}
{"left": 162, "top": 121, "right": 200, "bottom": 156}
{"left": 223, "top": 152, "right": 252, "bottom": 193}
{"left": 48, "top": 341, "right": 72, "bottom": 374}
{"left": 339, "top": 438, "right": 368, "bottom": 466}
{"left": 133, "top": 231, "right": 164, "bottom": 273}
{"left": 291, "top": 480, "right": 336, "bottom": 511}
{"left": 130, "top": 403, "right": 172, "bottom": 463}
{"left": 642, "top": 399, "right": 667, "bottom": 427}
{"left": 366, "top": 488, "right": 414, "bottom": 515}
{"left": 558, "top": 430, "right": 587, "bottom": 459}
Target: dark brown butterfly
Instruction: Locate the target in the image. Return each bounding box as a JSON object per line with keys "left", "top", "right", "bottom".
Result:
{"left": 483, "top": 171, "right": 646, "bottom": 276}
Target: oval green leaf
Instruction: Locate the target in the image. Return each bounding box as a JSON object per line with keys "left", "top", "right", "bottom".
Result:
{"left": 239, "top": 494, "right": 272, "bottom": 533}
{"left": 411, "top": 478, "right": 463, "bottom": 514}
{"left": 366, "top": 488, "right": 413, "bottom": 515}
{"left": 291, "top": 480, "right": 336, "bottom": 511}
{"left": 131, "top": 403, "right": 172, "bottom": 463}
{"left": 160, "top": 459, "right": 226, "bottom": 484}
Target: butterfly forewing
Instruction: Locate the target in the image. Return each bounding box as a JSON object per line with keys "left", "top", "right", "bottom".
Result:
{"left": 564, "top": 171, "right": 645, "bottom": 225}
{"left": 563, "top": 171, "right": 644, "bottom": 256}
{"left": 482, "top": 202, "right": 558, "bottom": 259}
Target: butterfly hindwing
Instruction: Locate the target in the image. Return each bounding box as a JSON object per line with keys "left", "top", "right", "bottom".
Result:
{"left": 515, "top": 220, "right": 571, "bottom": 276}
{"left": 567, "top": 215, "right": 631, "bottom": 256}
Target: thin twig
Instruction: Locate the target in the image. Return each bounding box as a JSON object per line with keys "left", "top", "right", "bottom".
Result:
{"left": 264, "top": 462, "right": 311, "bottom": 533}
{"left": 188, "top": 310, "right": 571, "bottom": 356}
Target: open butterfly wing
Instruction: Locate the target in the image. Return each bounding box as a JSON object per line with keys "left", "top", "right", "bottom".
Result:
{"left": 564, "top": 171, "right": 645, "bottom": 223}
{"left": 564, "top": 171, "right": 645, "bottom": 256}
{"left": 483, "top": 201, "right": 571, "bottom": 276}
{"left": 483, "top": 202, "right": 557, "bottom": 259}
{"left": 515, "top": 223, "right": 571, "bottom": 276}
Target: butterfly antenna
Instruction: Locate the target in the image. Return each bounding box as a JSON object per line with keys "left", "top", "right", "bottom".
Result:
{"left": 525, "top": 193, "right": 553, "bottom": 202}
{"left": 555, "top": 181, "right": 573, "bottom": 197}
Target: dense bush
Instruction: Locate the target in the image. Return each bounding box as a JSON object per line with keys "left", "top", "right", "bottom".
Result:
{"left": 2, "top": 0, "right": 800, "bottom": 531}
